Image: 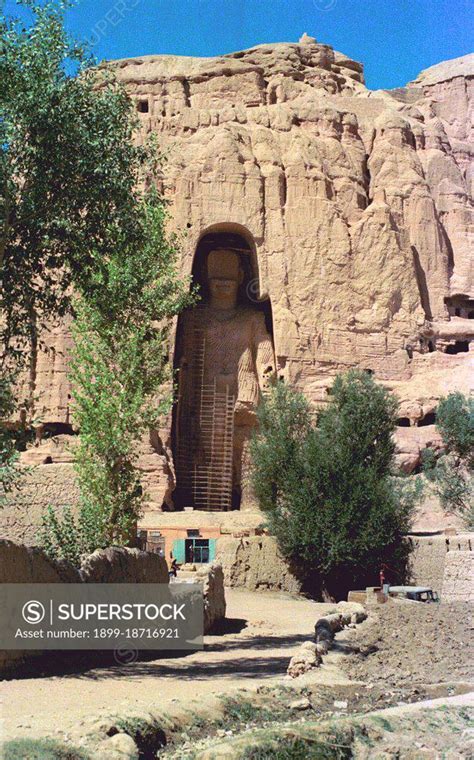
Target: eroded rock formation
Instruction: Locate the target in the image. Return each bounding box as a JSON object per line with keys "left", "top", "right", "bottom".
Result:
{"left": 14, "top": 38, "right": 474, "bottom": 518}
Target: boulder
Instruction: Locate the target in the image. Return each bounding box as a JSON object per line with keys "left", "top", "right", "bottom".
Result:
{"left": 287, "top": 640, "right": 322, "bottom": 678}
{"left": 79, "top": 546, "right": 168, "bottom": 584}
{"left": 289, "top": 697, "right": 312, "bottom": 711}
{"left": 92, "top": 733, "right": 139, "bottom": 760}
{"left": 315, "top": 612, "right": 344, "bottom": 642}
{"left": 195, "top": 562, "right": 226, "bottom": 633}
{"left": 336, "top": 601, "right": 367, "bottom": 624}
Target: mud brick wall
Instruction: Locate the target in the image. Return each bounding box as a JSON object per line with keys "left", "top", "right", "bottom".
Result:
{"left": 216, "top": 534, "right": 302, "bottom": 594}
{"left": 409, "top": 535, "right": 448, "bottom": 591}
{"left": 441, "top": 550, "right": 474, "bottom": 603}
{"left": 0, "top": 541, "right": 168, "bottom": 674}
{"left": 409, "top": 534, "right": 474, "bottom": 594}
{"left": 0, "top": 464, "right": 79, "bottom": 546}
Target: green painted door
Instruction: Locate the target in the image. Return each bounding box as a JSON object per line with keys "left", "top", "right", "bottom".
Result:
{"left": 208, "top": 538, "right": 216, "bottom": 561}
{"left": 172, "top": 539, "right": 185, "bottom": 563}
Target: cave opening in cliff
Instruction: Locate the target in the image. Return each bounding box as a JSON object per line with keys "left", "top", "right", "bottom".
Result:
{"left": 418, "top": 411, "right": 437, "bottom": 427}
{"left": 38, "top": 422, "right": 76, "bottom": 439}
{"left": 444, "top": 296, "right": 474, "bottom": 319}
{"left": 137, "top": 98, "right": 149, "bottom": 113}
{"left": 445, "top": 341, "right": 469, "bottom": 355}
{"left": 397, "top": 417, "right": 411, "bottom": 427}
{"left": 171, "top": 227, "right": 274, "bottom": 512}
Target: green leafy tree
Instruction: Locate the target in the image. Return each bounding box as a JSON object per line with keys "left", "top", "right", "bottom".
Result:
{"left": 0, "top": 1, "right": 192, "bottom": 555}
{"left": 250, "top": 381, "right": 313, "bottom": 515}
{"left": 251, "top": 371, "right": 417, "bottom": 599}
{"left": 1, "top": 0, "right": 156, "bottom": 496}
{"left": 1, "top": 0, "right": 152, "bottom": 365}
{"left": 435, "top": 392, "right": 474, "bottom": 468}
{"left": 41, "top": 194, "right": 192, "bottom": 562}
{"left": 0, "top": 378, "right": 19, "bottom": 504}
{"left": 423, "top": 393, "right": 474, "bottom": 527}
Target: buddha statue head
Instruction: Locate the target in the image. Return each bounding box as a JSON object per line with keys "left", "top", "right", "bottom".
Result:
{"left": 207, "top": 249, "right": 244, "bottom": 310}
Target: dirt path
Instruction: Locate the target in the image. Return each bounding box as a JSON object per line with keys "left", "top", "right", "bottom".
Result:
{"left": 1, "top": 589, "right": 345, "bottom": 743}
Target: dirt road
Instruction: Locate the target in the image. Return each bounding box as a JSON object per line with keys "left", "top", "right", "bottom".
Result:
{"left": 1, "top": 589, "right": 341, "bottom": 743}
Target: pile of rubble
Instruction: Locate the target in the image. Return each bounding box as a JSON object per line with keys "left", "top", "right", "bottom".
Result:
{"left": 287, "top": 601, "right": 367, "bottom": 678}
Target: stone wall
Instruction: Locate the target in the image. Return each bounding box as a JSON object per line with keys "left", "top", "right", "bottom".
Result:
{"left": 441, "top": 550, "right": 474, "bottom": 603}
{"left": 0, "top": 463, "right": 79, "bottom": 546}
{"left": 409, "top": 535, "right": 449, "bottom": 591}
{"left": 0, "top": 538, "right": 79, "bottom": 584}
{"left": 180, "top": 563, "right": 227, "bottom": 633}
{"left": 409, "top": 533, "right": 474, "bottom": 593}
{"left": 0, "top": 538, "right": 169, "bottom": 585}
{"left": 189, "top": 532, "right": 473, "bottom": 600}
{"left": 0, "top": 541, "right": 168, "bottom": 673}
{"left": 216, "top": 534, "right": 302, "bottom": 593}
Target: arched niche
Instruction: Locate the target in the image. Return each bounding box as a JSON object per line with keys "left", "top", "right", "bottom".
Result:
{"left": 190, "top": 221, "right": 265, "bottom": 291}
{"left": 170, "top": 226, "right": 274, "bottom": 512}
{"left": 188, "top": 225, "right": 272, "bottom": 332}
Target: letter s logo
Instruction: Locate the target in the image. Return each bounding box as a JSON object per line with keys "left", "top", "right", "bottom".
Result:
{"left": 22, "top": 600, "right": 45, "bottom": 624}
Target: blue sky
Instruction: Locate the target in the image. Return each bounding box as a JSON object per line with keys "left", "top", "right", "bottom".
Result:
{"left": 5, "top": 0, "right": 473, "bottom": 89}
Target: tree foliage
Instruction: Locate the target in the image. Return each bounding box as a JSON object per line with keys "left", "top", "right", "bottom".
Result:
{"left": 0, "top": 377, "right": 19, "bottom": 504}
{"left": 251, "top": 371, "right": 417, "bottom": 598}
{"left": 250, "top": 381, "right": 313, "bottom": 516}
{"left": 1, "top": 1, "right": 188, "bottom": 520}
{"left": 423, "top": 392, "right": 474, "bottom": 527}
{"left": 41, "top": 192, "right": 193, "bottom": 562}
{"left": 0, "top": 0, "right": 153, "bottom": 370}
{"left": 435, "top": 393, "right": 474, "bottom": 469}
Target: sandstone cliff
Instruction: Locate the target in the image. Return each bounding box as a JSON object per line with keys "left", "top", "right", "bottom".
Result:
{"left": 13, "top": 38, "right": 474, "bottom": 518}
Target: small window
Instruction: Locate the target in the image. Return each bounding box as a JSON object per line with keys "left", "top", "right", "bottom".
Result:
{"left": 146, "top": 532, "right": 165, "bottom": 554}
{"left": 137, "top": 99, "right": 149, "bottom": 113}
{"left": 187, "top": 529, "right": 200, "bottom": 537}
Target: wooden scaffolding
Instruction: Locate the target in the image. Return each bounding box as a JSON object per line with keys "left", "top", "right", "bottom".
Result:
{"left": 176, "top": 328, "right": 235, "bottom": 511}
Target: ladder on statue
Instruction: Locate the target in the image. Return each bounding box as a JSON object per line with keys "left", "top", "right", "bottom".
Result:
{"left": 176, "top": 327, "right": 235, "bottom": 511}
{"left": 193, "top": 381, "right": 235, "bottom": 511}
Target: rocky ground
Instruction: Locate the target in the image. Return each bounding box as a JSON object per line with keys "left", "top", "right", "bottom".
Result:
{"left": 162, "top": 698, "right": 474, "bottom": 759}
{"left": 1, "top": 590, "right": 340, "bottom": 743}
{"left": 2, "top": 596, "right": 473, "bottom": 759}
{"left": 342, "top": 599, "right": 473, "bottom": 692}
{"left": 156, "top": 599, "right": 474, "bottom": 758}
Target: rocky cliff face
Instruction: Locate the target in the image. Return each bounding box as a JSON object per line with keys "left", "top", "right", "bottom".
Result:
{"left": 18, "top": 37, "right": 474, "bottom": 514}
